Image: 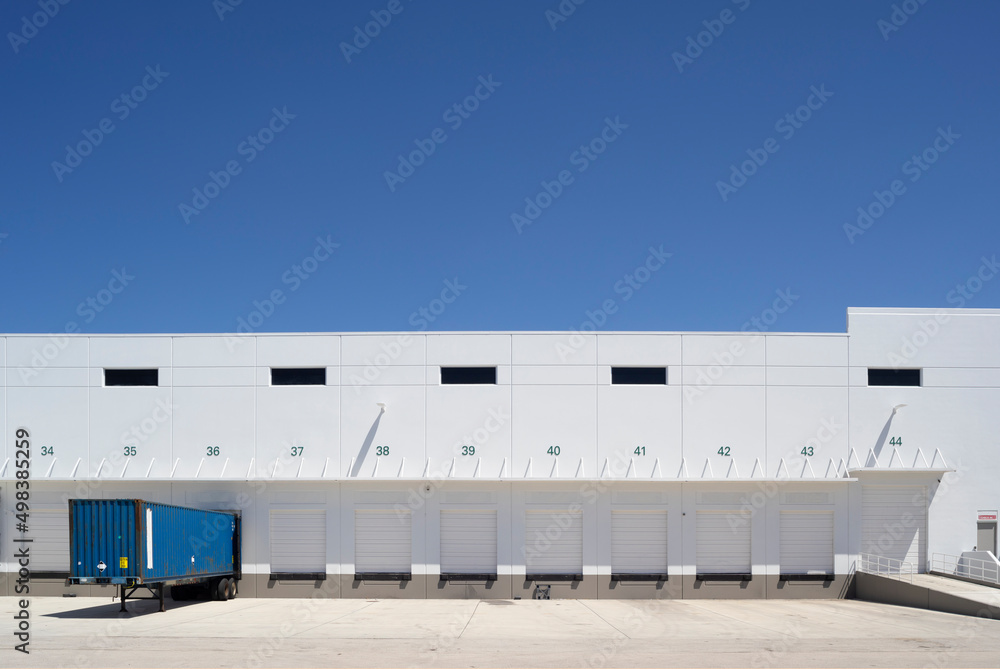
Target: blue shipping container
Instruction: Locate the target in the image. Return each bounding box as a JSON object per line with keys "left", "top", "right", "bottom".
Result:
{"left": 68, "top": 499, "right": 239, "bottom": 586}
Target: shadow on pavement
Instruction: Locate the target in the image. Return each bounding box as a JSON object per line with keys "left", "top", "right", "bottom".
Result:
{"left": 44, "top": 598, "right": 205, "bottom": 619}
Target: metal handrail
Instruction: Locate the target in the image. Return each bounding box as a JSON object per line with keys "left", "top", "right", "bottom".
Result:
{"left": 858, "top": 553, "right": 915, "bottom": 583}
{"left": 930, "top": 552, "right": 1000, "bottom": 586}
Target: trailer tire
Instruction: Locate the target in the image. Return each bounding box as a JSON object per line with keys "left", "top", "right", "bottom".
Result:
{"left": 216, "top": 578, "right": 230, "bottom": 602}
{"left": 227, "top": 579, "right": 237, "bottom": 600}
{"left": 171, "top": 585, "right": 188, "bottom": 601}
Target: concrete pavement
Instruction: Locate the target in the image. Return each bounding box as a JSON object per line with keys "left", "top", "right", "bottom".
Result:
{"left": 2, "top": 596, "right": 1000, "bottom": 667}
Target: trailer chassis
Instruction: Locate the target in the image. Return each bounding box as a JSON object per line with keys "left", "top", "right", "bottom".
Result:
{"left": 117, "top": 581, "right": 165, "bottom": 613}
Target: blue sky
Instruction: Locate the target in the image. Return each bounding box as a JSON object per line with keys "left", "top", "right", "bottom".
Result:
{"left": 1, "top": 0, "right": 998, "bottom": 335}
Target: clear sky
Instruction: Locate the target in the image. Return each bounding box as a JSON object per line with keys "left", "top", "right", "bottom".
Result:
{"left": 1, "top": 0, "right": 998, "bottom": 336}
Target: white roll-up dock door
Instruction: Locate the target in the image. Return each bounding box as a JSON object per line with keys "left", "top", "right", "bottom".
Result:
{"left": 33, "top": 508, "right": 70, "bottom": 574}
{"left": 780, "top": 511, "right": 834, "bottom": 575}
{"left": 440, "top": 510, "right": 497, "bottom": 577}
{"left": 696, "top": 511, "right": 751, "bottom": 577}
{"left": 269, "top": 509, "right": 326, "bottom": 577}
{"left": 355, "top": 509, "right": 412, "bottom": 579}
{"left": 525, "top": 509, "right": 582, "bottom": 579}
{"left": 862, "top": 485, "right": 927, "bottom": 573}
{"left": 611, "top": 510, "right": 667, "bottom": 578}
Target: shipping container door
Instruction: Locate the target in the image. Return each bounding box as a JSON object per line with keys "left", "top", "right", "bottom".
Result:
{"left": 33, "top": 508, "right": 70, "bottom": 574}
{"left": 611, "top": 510, "right": 667, "bottom": 575}
{"left": 525, "top": 509, "right": 583, "bottom": 576}
{"left": 440, "top": 509, "right": 497, "bottom": 575}
{"left": 862, "top": 485, "right": 927, "bottom": 572}
{"left": 355, "top": 509, "right": 411, "bottom": 575}
{"left": 269, "top": 509, "right": 326, "bottom": 574}
{"left": 696, "top": 511, "right": 750, "bottom": 575}
{"left": 780, "top": 511, "right": 834, "bottom": 575}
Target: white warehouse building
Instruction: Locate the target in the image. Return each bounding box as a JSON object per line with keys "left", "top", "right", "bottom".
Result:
{"left": 1, "top": 307, "right": 997, "bottom": 600}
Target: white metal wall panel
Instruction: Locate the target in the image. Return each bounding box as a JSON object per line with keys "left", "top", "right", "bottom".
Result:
{"left": 696, "top": 511, "right": 751, "bottom": 574}
{"left": 440, "top": 510, "right": 497, "bottom": 574}
{"left": 862, "top": 485, "right": 927, "bottom": 572}
{"left": 524, "top": 509, "right": 582, "bottom": 574}
{"left": 32, "top": 508, "right": 69, "bottom": 572}
{"left": 269, "top": 509, "right": 326, "bottom": 573}
{"left": 611, "top": 510, "right": 667, "bottom": 574}
{"left": 780, "top": 511, "right": 834, "bottom": 574}
{"left": 354, "top": 510, "right": 412, "bottom": 573}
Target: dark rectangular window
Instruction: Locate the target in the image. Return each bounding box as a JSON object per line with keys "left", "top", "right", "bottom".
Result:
{"left": 271, "top": 368, "right": 327, "bottom": 386}
{"left": 611, "top": 367, "right": 667, "bottom": 385}
{"left": 441, "top": 367, "right": 497, "bottom": 385}
{"left": 104, "top": 369, "right": 159, "bottom": 387}
{"left": 868, "top": 368, "right": 921, "bottom": 387}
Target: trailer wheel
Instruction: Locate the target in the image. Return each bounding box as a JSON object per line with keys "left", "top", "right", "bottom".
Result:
{"left": 171, "top": 585, "right": 188, "bottom": 601}
{"left": 227, "top": 579, "right": 237, "bottom": 600}
{"left": 216, "top": 578, "right": 230, "bottom": 602}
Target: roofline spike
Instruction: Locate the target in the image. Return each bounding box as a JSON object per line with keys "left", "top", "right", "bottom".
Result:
{"left": 804, "top": 458, "right": 817, "bottom": 478}
{"left": 776, "top": 458, "right": 790, "bottom": 479}
{"left": 727, "top": 458, "right": 741, "bottom": 479}
{"left": 887, "top": 448, "right": 904, "bottom": 469}
{"left": 847, "top": 448, "right": 864, "bottom": 470}
{"left": 825, "top": 457, "right": 838, "bottom": 478}
{"left": 866, "top": 448, "right": 880, "bottom": 468}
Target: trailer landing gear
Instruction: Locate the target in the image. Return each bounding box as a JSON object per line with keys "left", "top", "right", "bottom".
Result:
{"left": 118, "top": 582, "right": 166, "bottom": 613}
